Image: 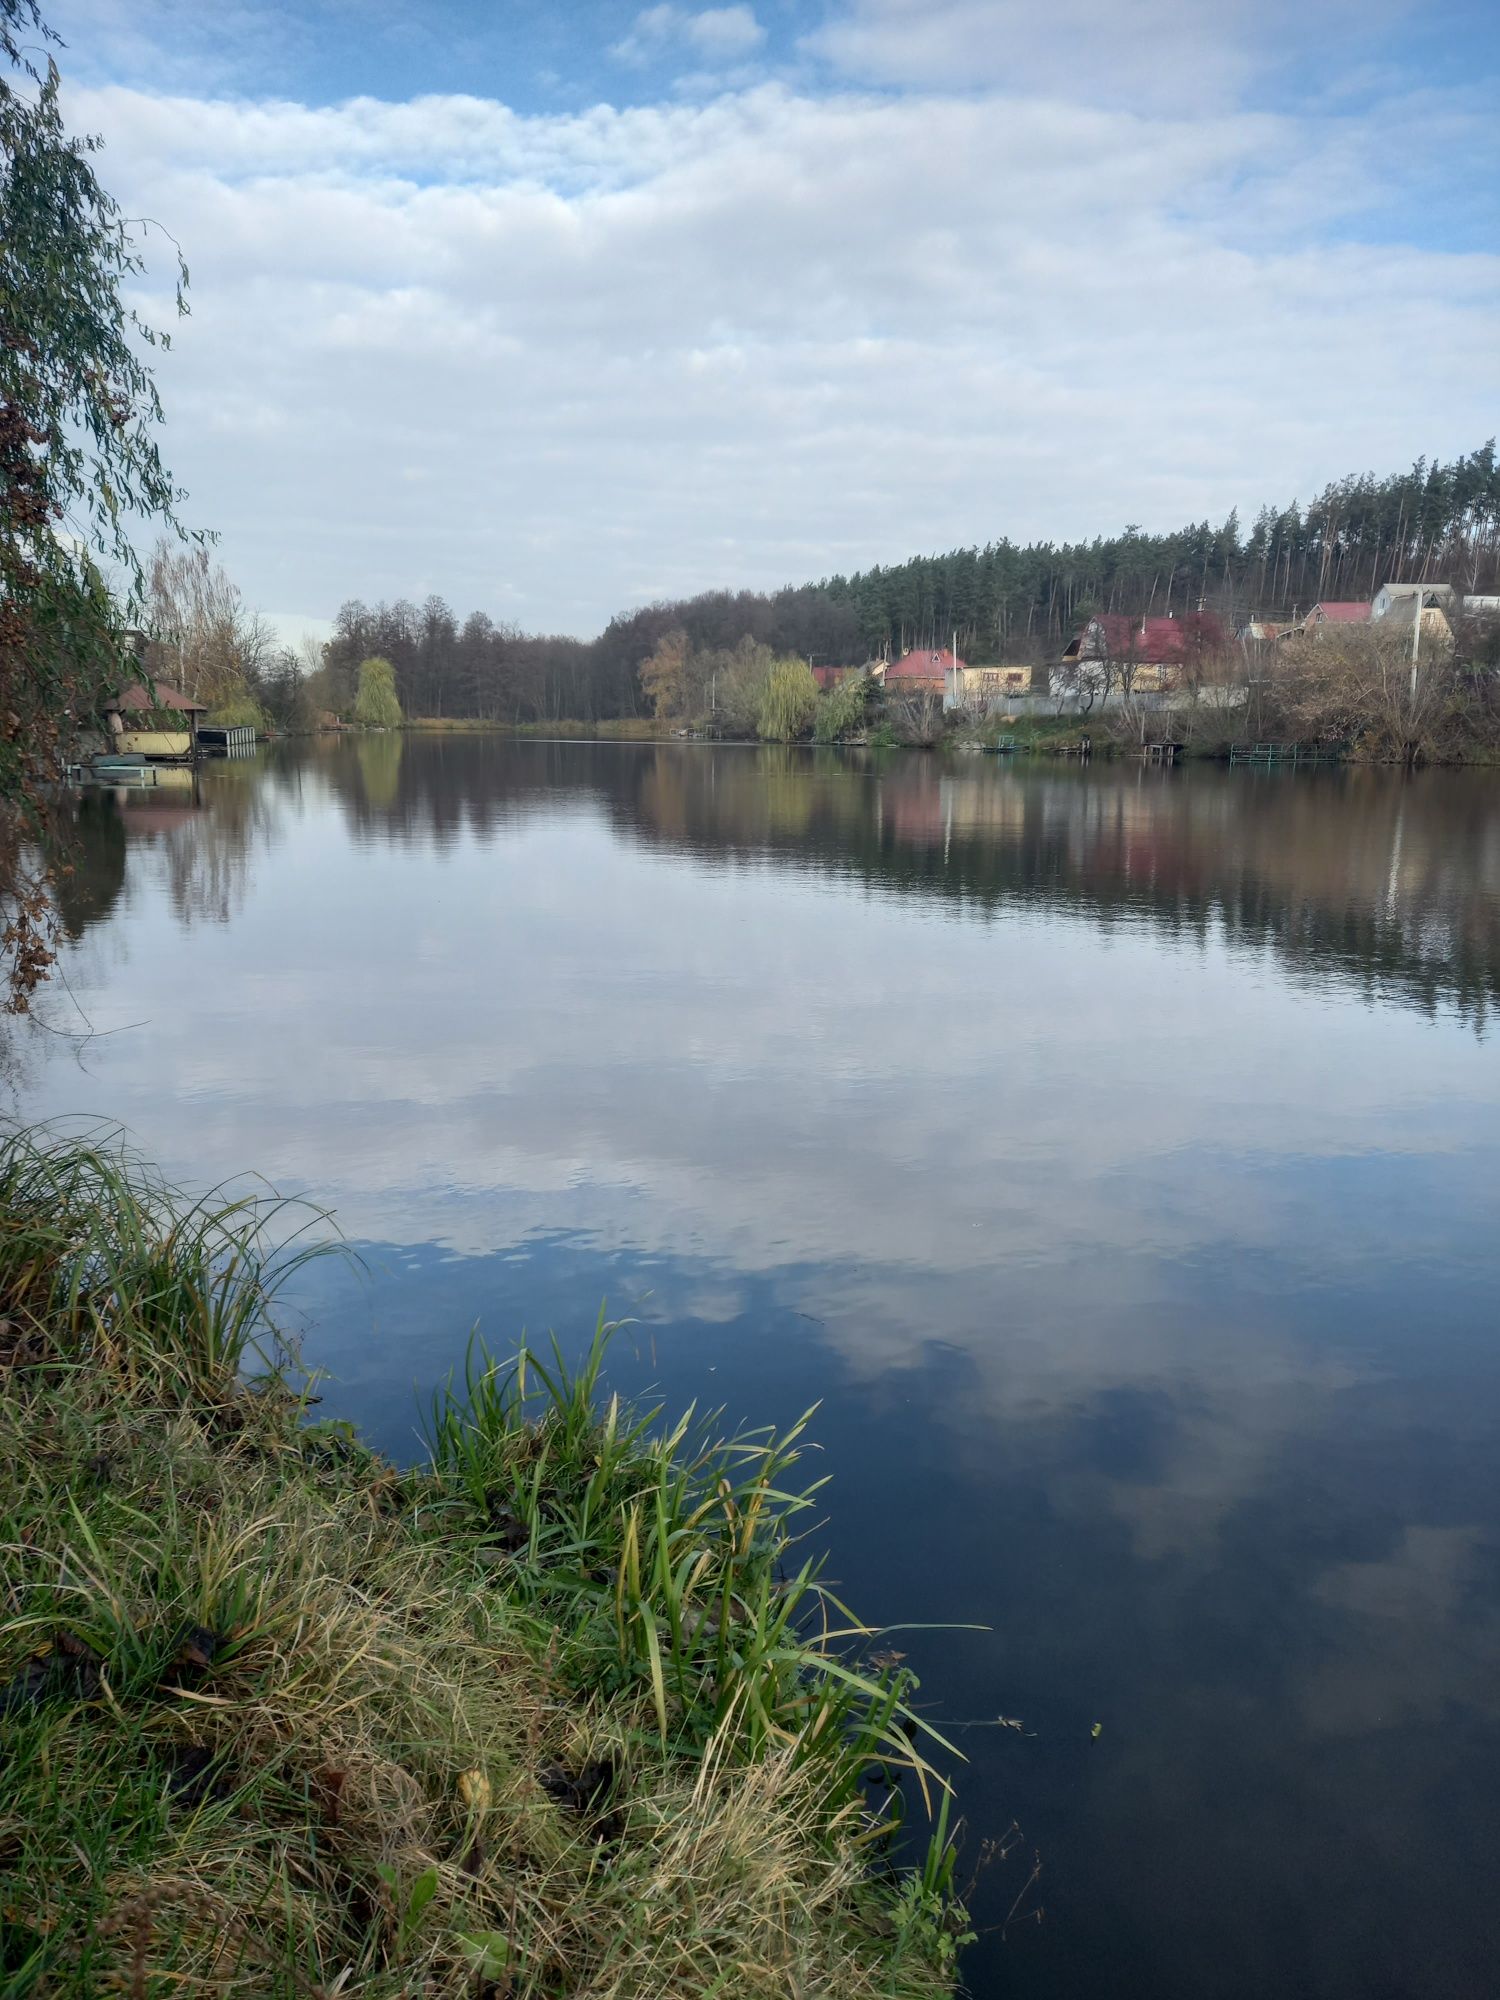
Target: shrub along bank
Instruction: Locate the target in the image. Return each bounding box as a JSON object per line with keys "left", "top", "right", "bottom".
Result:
{"left": 0, "top": 1130, "right": 968, "bottom": 1998}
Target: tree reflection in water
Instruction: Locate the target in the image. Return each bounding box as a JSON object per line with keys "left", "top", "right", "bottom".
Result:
{"left": 22, "top": 736, "right": 1500, "bottom": 2000}
{"left": 82, "top": 739, "right": 1488, "bottom": 1027}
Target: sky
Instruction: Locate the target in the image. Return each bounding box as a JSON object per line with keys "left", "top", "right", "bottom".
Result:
{"left": 40, "top": 0, "right": 1500, "bottom": 642}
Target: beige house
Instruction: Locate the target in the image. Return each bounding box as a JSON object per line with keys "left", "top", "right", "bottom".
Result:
{"left": 1123, "top": 664, "right": 1175, "bottom": 693}
{"left": 1372, "top": 585, "right": 1455, "bottom": 646}
{"left": 946, "top": 663, "right": 1041, "bottom": 709}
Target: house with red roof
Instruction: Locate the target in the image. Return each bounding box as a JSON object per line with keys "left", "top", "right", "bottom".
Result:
{"left": 102, "top": 678, "right": 208, "bottom": 761}
{"left": 1288, "top": 602, "right": 1371, "bottom": 634}
{"left": 886, "top": 646, "right": 965, "bottom": 692}
{"left": 106, "top": 680, "right": 208, "bottom": 720}
{"left": 1061, "top": 613, "right": 1227, "bottom": 689}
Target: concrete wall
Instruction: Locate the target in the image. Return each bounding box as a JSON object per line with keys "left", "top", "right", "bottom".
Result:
{"left": 947, "top": 685, "right": 1250, "bottom": 719}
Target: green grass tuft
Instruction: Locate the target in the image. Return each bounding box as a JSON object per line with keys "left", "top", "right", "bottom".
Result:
{"left": 0, "top": 1130, "right": 969, "bottom": 1997}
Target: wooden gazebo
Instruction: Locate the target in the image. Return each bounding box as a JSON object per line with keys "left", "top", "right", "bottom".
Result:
{"left": 103, "top": 681, "right": 208, "bottom": 762}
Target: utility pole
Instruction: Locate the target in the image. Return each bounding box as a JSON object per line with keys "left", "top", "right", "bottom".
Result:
{"left": 1409, "top": 589, "right": 1421, "bottom": 709}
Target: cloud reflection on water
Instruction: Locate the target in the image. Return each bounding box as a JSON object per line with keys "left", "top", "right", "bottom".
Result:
{"left": 17, "top": 739, "right": 1500, "bottom": 2000}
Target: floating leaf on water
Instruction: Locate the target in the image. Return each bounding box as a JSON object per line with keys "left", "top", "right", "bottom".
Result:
{"left": 1091, "top": 1721, "right": 1103, "bottom": 1740}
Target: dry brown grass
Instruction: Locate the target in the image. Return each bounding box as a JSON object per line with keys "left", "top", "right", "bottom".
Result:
{"left": 0, "top": 1131, "right": 966, "bottom": 1998}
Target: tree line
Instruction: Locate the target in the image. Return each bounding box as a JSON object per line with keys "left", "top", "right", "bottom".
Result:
{"left": 320, "top": 442, "right": 1500, "bottom": 726}
{"left": 9, "top": 0, "right": 1498, "bottom": 1009}
{"left": 823, "top": 442, "right": 1500, "bottom": 656}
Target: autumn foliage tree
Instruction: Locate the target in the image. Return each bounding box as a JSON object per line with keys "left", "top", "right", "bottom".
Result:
{"left": 1, "top": 0, "right": 189, "bottom": 1008}
{"left": 639, "top": 627, "right": 691, "bottom": 719}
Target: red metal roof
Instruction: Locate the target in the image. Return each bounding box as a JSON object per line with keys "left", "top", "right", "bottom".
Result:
{"left": 107, "top": 680, "right": 208, "bottom": 714}
{"left": 888, "top": 646, "right": 965, "bottom": 681}
{"left": 1068, "top": 614, "right": 1227, "bottom": 662}
{"left": 1306, "top": 602, "right": 1370, "bottom": 624}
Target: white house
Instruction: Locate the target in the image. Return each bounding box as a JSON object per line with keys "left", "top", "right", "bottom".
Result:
{"left": 1372, "top": 582, "right": 1455, "bottom": 620}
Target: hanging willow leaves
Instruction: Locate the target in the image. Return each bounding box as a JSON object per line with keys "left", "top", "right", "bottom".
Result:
{"left": 755, "top": 655, "right": 819, "bottom": 741}
{"left": 353, "top": 655, "right": 403, "bottom": 730}
{"left": 0, "top": 0, "right": 190, "bottom": 1008}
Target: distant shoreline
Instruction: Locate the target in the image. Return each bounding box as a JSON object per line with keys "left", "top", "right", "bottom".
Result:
{"left": 308, "top": 719, "right": 1500, "bottom": 766}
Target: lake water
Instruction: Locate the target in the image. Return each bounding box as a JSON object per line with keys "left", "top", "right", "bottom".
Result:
{"left": 14, "top": 737, "right": 1500, "bottom": 1998}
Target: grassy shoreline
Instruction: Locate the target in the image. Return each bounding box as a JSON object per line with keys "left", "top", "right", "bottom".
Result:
{"left": 402, "top": 717, "right": 676, "bottom": 740}
{"left": 0, "top": 1131, "right": 967, "bottom": 1998}
{"left": 392, "top": 714, "right": 1500, "bottom": 763}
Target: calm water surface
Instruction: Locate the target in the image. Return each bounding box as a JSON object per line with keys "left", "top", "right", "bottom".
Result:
{"left": 15, "top": 738, "right": 1500, "bottom": 1999}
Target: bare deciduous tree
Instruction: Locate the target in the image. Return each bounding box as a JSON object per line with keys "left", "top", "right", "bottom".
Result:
{"left": 712, "top": 637, "right": 777, "bottom": 735}
{"left": 145, "top": 541, "right": 261, "bottom": 712}
{"left": 1054, "top": 619, "right": 1113, "bottom": 715}
{"left": 1276, "top": 620, "right": 1460, "bottom": 763}
{"left": 887, "top": 683, "right": 943, "bottom": 744}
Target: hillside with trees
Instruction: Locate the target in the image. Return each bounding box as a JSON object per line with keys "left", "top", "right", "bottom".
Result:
{"left": 323, "top": 443, "right": 1500, "bottom": 726}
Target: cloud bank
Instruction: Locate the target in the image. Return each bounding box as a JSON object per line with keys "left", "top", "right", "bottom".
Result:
{"left": 52, "top": 1, "right": 1500, "bottom": 636}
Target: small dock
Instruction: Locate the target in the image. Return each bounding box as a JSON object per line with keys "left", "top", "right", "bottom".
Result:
{"left": 1142, "top": 740, "right": 1184, "bottom": 765}
{"left": 198, "top": 724, "right": 258, "bottom": 756}
{"left": 69, "top": 755, "right": 158, "bottom": 787}
{"left": 1229, "top": 742, "right": 1341, "bottom": 767}
{"left": 70, "top": 767, "right": 158, "bottom": 787}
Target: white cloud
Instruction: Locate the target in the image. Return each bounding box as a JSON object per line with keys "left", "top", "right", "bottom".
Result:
{"left": 803, "top": 0, "right": 1399, "bottom": 107}
{"left": 56, "top": 69, "right": 1500, "bottom": 636}
{"left": 613, "top": 5, "right": 766, "bottom": 68}
{"left": 682, "top": 5, "right": 765, "bottom": 58}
